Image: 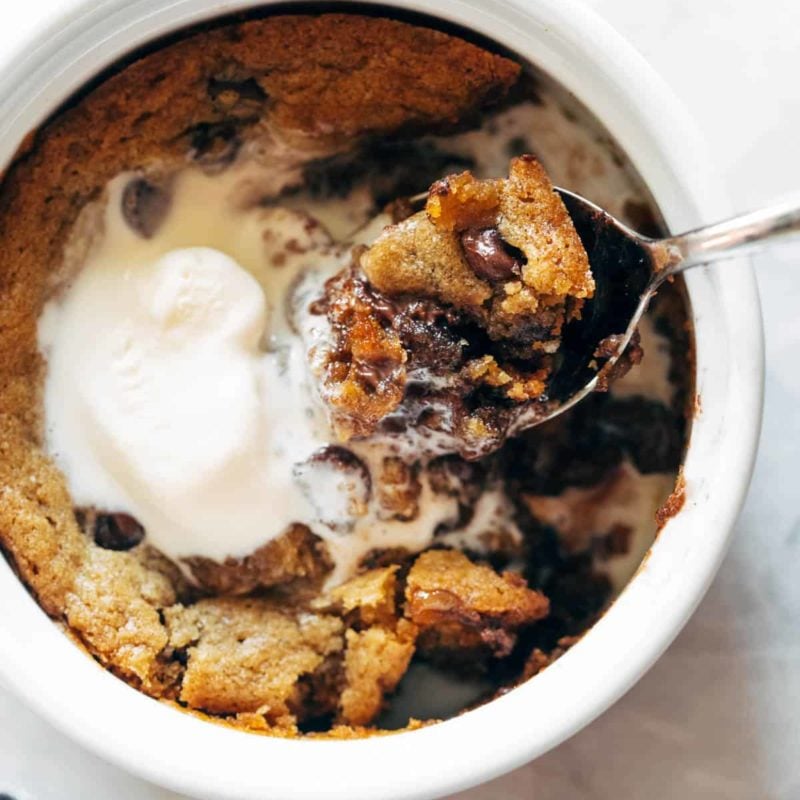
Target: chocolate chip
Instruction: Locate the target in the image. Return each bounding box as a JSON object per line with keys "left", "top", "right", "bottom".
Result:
{"left": 93, "top": 512, "right": 145, "bottom": 551}
{"left": 121, "top": 178, "right": 171, "bottom": 239}
{"left": 460, "top": 228, "right": 524, "bottom": 282}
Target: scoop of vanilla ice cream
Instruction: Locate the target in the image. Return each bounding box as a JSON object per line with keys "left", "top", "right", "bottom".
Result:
{"left": 40, "top": 246, "right": 307, "bottom": 561}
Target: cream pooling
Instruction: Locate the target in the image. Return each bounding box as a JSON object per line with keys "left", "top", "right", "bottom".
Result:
{"left": 39, "top": 164, "right": 462, "bottom": 582}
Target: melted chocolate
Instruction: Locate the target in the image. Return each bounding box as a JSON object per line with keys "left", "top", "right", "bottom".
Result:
{"left": 93, "top": 512, "right": 145, "bottom": 551}
{"left": 121, "top": 178, "right": 171, "bottom": 239}
{"left": 460, "top": 228, "right": 524, "bottom": 282}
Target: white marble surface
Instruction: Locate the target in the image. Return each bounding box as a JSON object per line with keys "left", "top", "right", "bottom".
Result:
{"left": 1, "top": 1, "right": 799, "bottom": 798}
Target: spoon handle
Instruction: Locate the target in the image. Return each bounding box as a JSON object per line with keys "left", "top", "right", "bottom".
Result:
{"left": 657, "top": 197, "right": 800, "bottom": 275}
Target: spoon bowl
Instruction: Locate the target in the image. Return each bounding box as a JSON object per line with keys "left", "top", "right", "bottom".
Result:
{"left": 540, "top": 187, "right": 800, "bottom": 426}
{"left": 544, "top": 189, "right": 657, "bottom": 415}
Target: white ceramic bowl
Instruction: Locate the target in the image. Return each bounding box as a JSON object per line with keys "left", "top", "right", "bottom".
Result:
{"left": 0, "top": 1, "right": 763, "bottom": 798}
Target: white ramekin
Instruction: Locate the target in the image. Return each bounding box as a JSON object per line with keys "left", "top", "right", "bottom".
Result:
{"left": 0, "top": 1, "right": 764, "bottom": 798}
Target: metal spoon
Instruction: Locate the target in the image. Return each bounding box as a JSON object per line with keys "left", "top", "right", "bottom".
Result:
{"left": 541, "top": 191, "right": 800, "bottom": 424}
